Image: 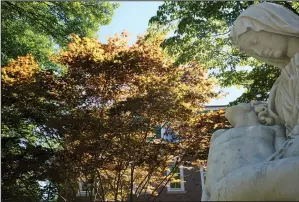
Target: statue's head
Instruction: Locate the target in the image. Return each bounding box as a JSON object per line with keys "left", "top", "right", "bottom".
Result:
{"left": 225, "top": 101, "right": 274, "bottom": 127}
{"left": 230, "top": 2, "right": 299, "bottom": 69}
{"left": 225, "top": 103, "right": 257, "bottom": 127}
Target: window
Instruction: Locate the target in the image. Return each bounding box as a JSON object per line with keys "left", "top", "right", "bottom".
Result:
{"left": 77, "top": 181, "right": 90, "bottom": 196}
{"left": 170, "top": 166, "right": 181, "bottom": 189}
{"left": 167, "top": 165, "right": 185, "bottom": 192}
{"left": 82, "top": 182, "right": 88, "bottom": 192}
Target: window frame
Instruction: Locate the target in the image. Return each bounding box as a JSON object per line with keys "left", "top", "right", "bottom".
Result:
{"left": 77, "top": 181, "right": 91, "bottom": 196}
{"left": 167, "top": 165, "right": 185, "bottom": 193}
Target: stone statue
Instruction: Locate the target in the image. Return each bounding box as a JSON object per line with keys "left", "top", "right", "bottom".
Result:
{"left": 230, "top": 2, "right": 299, "bottom": 136}
{"left": 202, "top": 2, "right": 299, "bottom": 201}
{"left": 203, "top": 102, "right": 287, "bottom": 200}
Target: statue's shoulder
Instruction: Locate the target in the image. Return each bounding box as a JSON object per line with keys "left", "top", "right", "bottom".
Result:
{"left": 268, "top": 124, "right": 285, "bottom": 130}
{"left": 283, "top": 52, "right": 299, "bottom": 77}
{"left": 249, "top": 124, "right": 285, "bottom": 134}
{"left": 292, "top": 52, "right": 299, "bottom": 64}
{"left": 210, "top": 129, "right": 227, "bottom": 142}
{"left": 253, "top": 124, "right": 283, "bottom": 130}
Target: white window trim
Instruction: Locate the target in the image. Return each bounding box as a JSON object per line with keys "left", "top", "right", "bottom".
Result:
{"left": 167, "top": 165, "right": 185, "bottom": 193}
{"left": 77, "top": 181, "right": 92, "bottom": 196}
{"left": 200, "top": 167, "right": 206, "bottom": 190}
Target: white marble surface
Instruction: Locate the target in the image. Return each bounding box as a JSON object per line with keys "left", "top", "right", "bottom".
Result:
{"left": 210, "top": 157, "right": 299, "bottom": 201}
{"left": 202, "top": 2, "right": 299, "bottom": 201}
{"left": 204, "top": 103, "right": 286, "bottom": 200}
{"left": 230, "top": 2, "right": 299, "bottom": 69}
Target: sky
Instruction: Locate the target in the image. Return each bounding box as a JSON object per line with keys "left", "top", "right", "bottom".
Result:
{"left": 97, "top": 2, "right": 245, "bottom": 106}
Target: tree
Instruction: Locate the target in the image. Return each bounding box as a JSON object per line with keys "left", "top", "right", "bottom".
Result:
{"left": 2, "top": 31, "right": 226, "bottom": 201}
{"left": 52, "top": 32, "right": 221, "bottom": 201}
{"left": 149, "top": 1, "right": 299, "bottom": 104}
{"left": 1, "top": 54, "right": 63, "bottom": 201}
{"left": 1, "top": 2, "right": 117, "bottom": 200}
{"left": 1, "top": 1, "right": 119, "bottom": 67}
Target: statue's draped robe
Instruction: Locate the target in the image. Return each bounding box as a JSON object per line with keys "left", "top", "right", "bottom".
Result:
{"left": 268, "top": 53, "right": 299, "bottom": 135}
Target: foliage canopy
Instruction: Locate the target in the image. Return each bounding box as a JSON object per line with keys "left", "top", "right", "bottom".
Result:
{"left": 150, "top": 1, "right": 299, "bottom": 104}
{"left": 2, "top": 31, "right": 229, "bottom": 201}
{"left": 1, "top": 1, "right": 118, "bottom": 67}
